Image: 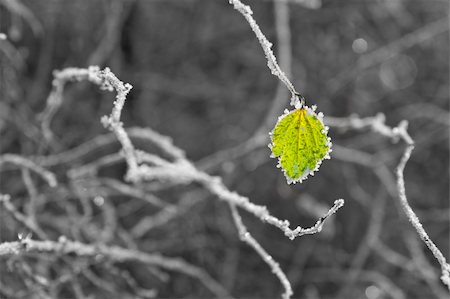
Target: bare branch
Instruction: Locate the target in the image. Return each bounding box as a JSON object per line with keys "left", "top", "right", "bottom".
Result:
{"left": 230, "top": 203, "right": 293, "bottom": 299}
{"left": 396, "top": 145, "right": 450, "bottom": 289}
{"left": 325, "top": 113, "right": 413, "bottom": 145}
{"left": 199, "top": 172, "right": 344, "bottom": 240}
{"left": 39, "top": 66, "right": 103, "bottom": 146}
{"left": 229, "top": 0, "right": 298, "bottom": 98}
{"left": 0, "top": 154, "right": 57, "bottom": 187}
{"left": 0, "top": 194, "right": 48, "bottom": 240}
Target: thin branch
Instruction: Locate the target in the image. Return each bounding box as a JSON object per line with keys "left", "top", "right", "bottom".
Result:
{"left": 0, "top": 0, "right": 43, "bottom": 36}
{"left": 328, "top": 111, "right": 450, "bottom": 289}
{"left": 0, "top": 194, "right": 48, "bottom": 240}
{"left": 40, "top": 67, "right": 343, "bottom": 244}
{"left": 199, "top": 172, "right": 344, "bottom": 240}
{"left": 87, "top": 0, "right": 134, "bottom": 66}
{"left": 36, "top": 127, "right": 184, "bottom": 167}
{"left": 325, "top": 113, "right": 413, "bottom": 144}
{"left": 229, "top": 0, "right": 298, "bottom": 98}
{"left": 195, "top": 112, "right": 411, "bottom": 172}
{"left": 39, "top": 66, "right": 103, "bottom": 146}
{"left": 396, "top": 145, "right": 450, "bottom": 289}
{"left": 373, "top": 239, "right": 449, "bottom": 299}
{"left": 35, "top": 66, "right": 345, "bottom": 299}
{"left": 328, "top": 17, "right": 449, "bottom": 93}
{"left": 258, "top": 0, "right": 292, "bottom": 134}
{"left": 263, "top": 0, "right": 321, "bottom": 9}
{"left": 0, "top": 154, "right": 57, "bottom": 187}
{"left": 304, "top": 268, "right": 406, "bottom": 299}
{"left": 97, "top": 68, "right": 138, "bottom": 179}
{"left": 336, "top": 188, "right": 387, "bottom": 297}
{"left": 67, "top": 153, "right": 124, "bottom": 179}
{"left": 21, "top": 168, "right": 39, "bottom": 223}
{"left": 229, "top": 203, "right": 293, "bottom": 299}
{"left": 100, "top": 178, "right": 170, "bottom": 208}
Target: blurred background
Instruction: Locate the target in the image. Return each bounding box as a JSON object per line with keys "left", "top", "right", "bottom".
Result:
{"left": 0, "top": 0, "right": 449, "bottom": 298}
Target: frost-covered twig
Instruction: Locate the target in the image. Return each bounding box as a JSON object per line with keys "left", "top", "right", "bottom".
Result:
{"left": 258, "top": 0, "right": 292, "bottom": 133}
{"left": 196, "top": 98, "right": 447, "bottom": 289}
{"left": 197, "top": 112, "right": 411, "bottom": 172}
{"left": 0, "top": 237, "right": 231, "bottom": 298}
{"left": 199, "top": 172, "right": 344, "bottom": 240}
{"left": 130, "top": 159, "right": 345, "bottom": 240}
{"left": 97, "top": 68, "right": 138, "bottom": 179}
{"left": 328, "top": 112, "right": 450, "bottom": 288}
{"left": 86, "top": 66, "right": 344, "bottom": 240}
{"left": 229, "top": 203, "right": 293, "bottom": 299}
{"left": 37, "top": 66, "right": 344, "bottom": 298}
{"left": 403, "top": 231, "right": 449, "bottom": 298}
{"left": 325, "top": 113, "right": 413, "bottom": 144}
{"left": 396, "top": 145, "right": 450, "bottom": 289}
{"left": 39, "top": 66, "right": 103, "bottom": 145}
{"left": 69, "top": 64, "right": 344, "bottom": 254}
{"left": 229, "top": 0, "right": 298, "bottom": 97}
{"left": 0, "top": 154, "right": 57, "bottom": 187}
{"left": 40, "top": 66, "right": 142, "bottom": 180}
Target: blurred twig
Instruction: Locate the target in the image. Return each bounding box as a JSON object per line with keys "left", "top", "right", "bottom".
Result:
{"left": 0, "top": 194, "right": 48, "bottom": 240}
{"left": 328, "top": 17, "right": 449, "bottom": 93}
{"left": 0, "top": 154, "right": 57, "bottom": 187}
{"left": 229, "top": 203, "right": 293, "bottom": 299}
{"left": 336, "top": 188, "right": 387, "bottom": 297}
{"left": 0, "top": 0, "right": 43, "bottom": 36}
{"left": 304, "top": 268, "right": 406, "bottom": 299}
{"left": 131, "top": 190, "right": 204, "bottom": 238}
{"left": 0, "top": 236, "right": 231, "bottom": 298}
{"left": 88, "top": 0, "right": 135, "bottom": 66}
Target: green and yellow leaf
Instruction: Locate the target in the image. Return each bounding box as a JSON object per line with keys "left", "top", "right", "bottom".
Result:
{"left": 269, "top": 105, "right": 331, "bottom": 184}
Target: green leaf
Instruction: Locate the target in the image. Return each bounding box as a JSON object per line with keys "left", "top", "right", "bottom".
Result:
{"left": 269, "top": 105, "right": 331, "bottom": 184}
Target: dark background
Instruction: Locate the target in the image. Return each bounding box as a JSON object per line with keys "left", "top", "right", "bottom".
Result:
{"left": 0, "top": 0, "right": 449, "bottom": 298}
